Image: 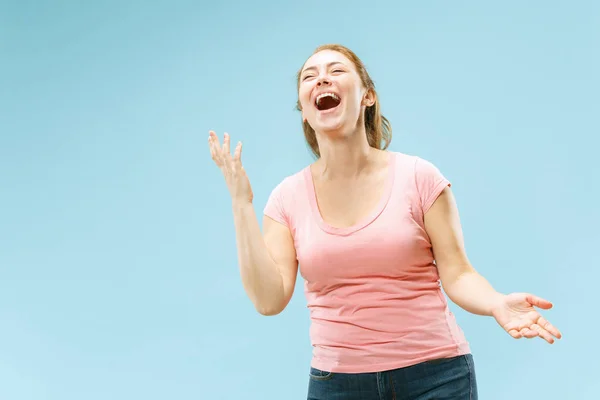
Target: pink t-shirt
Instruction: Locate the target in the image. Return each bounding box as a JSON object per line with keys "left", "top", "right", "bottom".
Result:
{"left": 263, "top": 151, "right": 470, "bottom": 373}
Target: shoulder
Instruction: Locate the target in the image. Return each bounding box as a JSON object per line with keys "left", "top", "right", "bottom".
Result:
{"left": 269, "top": 166, "right": 309, "bottom": 196}
{"left": 265, "top": 165, "right": 311, "bottom": 209}
{"left": 388, "top": 151, "right": 440, "bottom": 176}
{"left": 388, "top": 151, "right": 450, "bottom": 212}
{"left": 264, "top": 166, "right": 310, "bottom": 227}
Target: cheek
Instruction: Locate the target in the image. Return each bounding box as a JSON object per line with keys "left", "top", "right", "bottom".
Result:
{"left": 299, "top": 92, "right": 313, "bottom": 113}
{"left": 340, "top": 79, "right": 363, "bottom": 109}
{"left": 345, "top": 91, "right": 363, "bottom": 112}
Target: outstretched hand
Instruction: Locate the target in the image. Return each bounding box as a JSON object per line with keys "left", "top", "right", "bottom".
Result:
{"left": 208, "top": 131, "right": 253, "bottom": 204}
{"left": 492, "top": 293, "right": 562, "bottom": 344}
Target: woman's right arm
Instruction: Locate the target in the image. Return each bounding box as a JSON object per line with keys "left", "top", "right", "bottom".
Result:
{"left": 232, "top": 201, "right": 298, "bottom": 315}
{"left": 209, "top": 131, "right": 298, "bottom": 315}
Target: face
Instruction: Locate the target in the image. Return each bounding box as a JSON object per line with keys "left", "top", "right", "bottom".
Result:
{"left": 298, "top": 50, "right": 374, "bottom": 135}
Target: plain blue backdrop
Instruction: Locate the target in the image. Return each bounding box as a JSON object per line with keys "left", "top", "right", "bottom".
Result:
{"left": 1, "top": 1, "right": 598, "bottom": 399}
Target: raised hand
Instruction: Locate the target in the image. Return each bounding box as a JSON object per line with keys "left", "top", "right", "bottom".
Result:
{"left": 208, "top": 131, "right": 253, "bottom": 204}
{"left": 492, "top": 293, "right": 562, "bottom": 344}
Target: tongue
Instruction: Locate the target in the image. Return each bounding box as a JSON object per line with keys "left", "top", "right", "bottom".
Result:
{"left": 318, "top": 96, "right": 340, "bottom": 111}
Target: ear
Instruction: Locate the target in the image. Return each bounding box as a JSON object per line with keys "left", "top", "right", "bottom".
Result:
{"left": 363, "top": 89, "right": 376, "bottom": 107}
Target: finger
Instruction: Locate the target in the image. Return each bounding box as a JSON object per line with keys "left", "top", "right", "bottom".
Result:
{"left": 504, "top": 317, "right": 533, "bottom": 332}
{"left": 208, "top": 131, "right": 222, "bottom": 166}
{"left": 209, "top": 133, "right": 223, "bottom": 165}
{"left": 208, "top": 135, "right": 216, "bottom": 158}
{"left": 537, "top": 316, "right": 562, "bottom": 339}
{"left": 530, "top": 324, "right": 555, "bottom": 344}
{"left": 508, "top": 329, "right": 522, "bottom": 339}
{"left": 209, "top": 130, "right": 220, "bottom": 146}
{"left": 525, "top": 294, "right": 553, "bottom": 310}
{"left": 520, "top": 327, "right": 539, "bottom": 339}
{"left": 233, "top": 141, "right": 242, "bottom": 163}
{"left": 222, "top": 132, "right": 231, "bottom": 159}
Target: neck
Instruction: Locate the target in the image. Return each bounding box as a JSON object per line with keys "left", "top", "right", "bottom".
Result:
{"left": 313, "top": 125, "right": 376, "bottom": 179}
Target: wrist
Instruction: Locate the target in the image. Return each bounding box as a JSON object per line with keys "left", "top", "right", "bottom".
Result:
{"left": 488, "top": 292, "right": 506, "bottom": 316}
{"left": 232, "top": 199, "right": 253, "bottom": 212}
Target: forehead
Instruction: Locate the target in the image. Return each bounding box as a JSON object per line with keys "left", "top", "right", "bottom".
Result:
{"left": 302, "top": 50, "right": 353, "bottom": 71}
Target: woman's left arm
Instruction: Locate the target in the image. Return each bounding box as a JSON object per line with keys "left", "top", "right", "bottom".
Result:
{"left": 425, "top": 187, "right": 562, "bottom": 344}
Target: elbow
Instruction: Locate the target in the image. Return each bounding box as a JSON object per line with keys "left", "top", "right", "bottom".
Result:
{"left": 254, "top": 297, "right": 286, "bottom": 316}
{"left": 256, "top": 305, "right": 283, "bottom": 316}
{"left": 252, "top": 281, "right": 289, "bottom": 316}
{"left": 439, "top": 267, "right": 475, "bottom": 295}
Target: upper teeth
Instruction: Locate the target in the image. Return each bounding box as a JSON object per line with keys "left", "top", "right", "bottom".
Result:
{"left": 316, "top": 92, "right": 340, "bottom": 103}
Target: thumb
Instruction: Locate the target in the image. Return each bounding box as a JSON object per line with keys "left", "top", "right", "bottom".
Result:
{"left": 525, "top": 294, "right": 553, "bottom": 310}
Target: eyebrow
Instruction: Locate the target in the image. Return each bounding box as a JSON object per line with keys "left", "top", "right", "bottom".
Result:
{"left": 301, "top": 61, "right": 346, "bottom": 75}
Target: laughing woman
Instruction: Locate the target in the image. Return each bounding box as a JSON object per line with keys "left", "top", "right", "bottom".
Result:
{"left": 207, "top": 44, "right": 561, "bottom": 400}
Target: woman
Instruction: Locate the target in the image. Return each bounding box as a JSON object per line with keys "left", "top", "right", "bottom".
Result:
{"left": 207, "top": 44, "right": 561, "bottom": 400}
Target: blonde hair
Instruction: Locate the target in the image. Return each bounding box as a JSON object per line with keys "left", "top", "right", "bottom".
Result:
{"left": 296, "top": 44, "right": 392, "bottom": 158}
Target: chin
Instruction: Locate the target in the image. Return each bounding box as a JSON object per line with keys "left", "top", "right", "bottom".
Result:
{"left": 318, "top": 122, "right": 344, "bottom": 134}
{"left": 313, "top": 112, "right": 347, "bottom": 133}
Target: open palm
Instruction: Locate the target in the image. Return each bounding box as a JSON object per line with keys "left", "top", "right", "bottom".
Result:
{"left": 492, "top": 293, "right": 562, "bottom": 344}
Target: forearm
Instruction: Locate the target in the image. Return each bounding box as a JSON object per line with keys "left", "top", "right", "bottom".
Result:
{"left": 232, "top": 201, "right": 285, "bottom": 313}
{"left": 442, "top": 267, "right": 504, "bottom": 316}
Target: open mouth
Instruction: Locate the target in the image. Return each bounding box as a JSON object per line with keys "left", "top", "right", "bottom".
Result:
{"left": 315, "top": 92, "right": 341, "bottom": 111}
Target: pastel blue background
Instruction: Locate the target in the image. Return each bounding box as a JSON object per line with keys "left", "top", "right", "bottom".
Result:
{"left": 1, "top": 1, "right": 597, "bottom": 399}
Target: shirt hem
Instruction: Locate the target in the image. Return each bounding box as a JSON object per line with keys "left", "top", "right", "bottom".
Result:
{"left": 311, "top": 345, "right": 471, "bottom": 374}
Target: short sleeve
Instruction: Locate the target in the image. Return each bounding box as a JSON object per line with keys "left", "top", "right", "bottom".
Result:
{"left": 414, "top": 157, "right": 451, "bottom": 214}
{"left": 263, "top": 180, "right": 290, "bottom": 227}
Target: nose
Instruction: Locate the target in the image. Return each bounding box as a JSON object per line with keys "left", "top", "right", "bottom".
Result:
{"left": 316, "top": 76, "right": 331, "bottom": 87}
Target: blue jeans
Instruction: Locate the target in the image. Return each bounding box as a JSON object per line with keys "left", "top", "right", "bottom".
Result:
{"left": 307, "top": 354, "right": 477, "bottom": 400}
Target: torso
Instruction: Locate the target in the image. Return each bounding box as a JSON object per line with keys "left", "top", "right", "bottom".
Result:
{"left": 263, "top": 151, "right": 470, "bottom": 373}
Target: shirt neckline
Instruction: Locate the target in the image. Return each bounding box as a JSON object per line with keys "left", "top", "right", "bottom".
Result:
{"left": 303, "top": 152, "right": 396, "bottom": 236}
